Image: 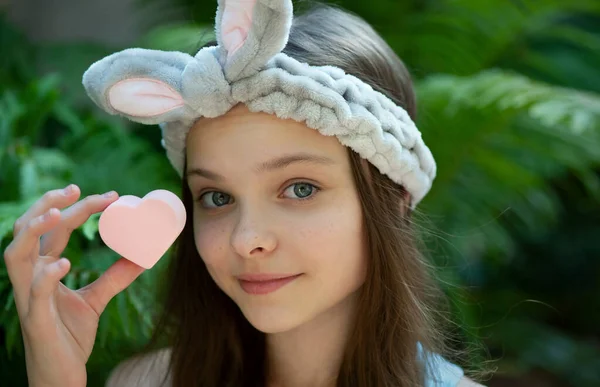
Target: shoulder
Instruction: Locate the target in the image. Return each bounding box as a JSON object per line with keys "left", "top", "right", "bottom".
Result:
{"left": 457, "top": 377, "right": 486, "bottom": 387}
{"left": 422, "top": 348, "right": 486, "bottom": 387}
{"left": 105, "top": 347, "right": 172, "bottom": 387}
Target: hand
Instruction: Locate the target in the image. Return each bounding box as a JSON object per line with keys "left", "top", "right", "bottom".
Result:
{"left": 3, "top": 185, "right": 145, "bottom": 387}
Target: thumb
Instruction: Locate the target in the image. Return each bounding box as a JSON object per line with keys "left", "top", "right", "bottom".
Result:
{"left": 28, "top": 258, "right": 71, "bottom": 319}
{"left": 80, "top": 258, "right": 145, "bottom": 316}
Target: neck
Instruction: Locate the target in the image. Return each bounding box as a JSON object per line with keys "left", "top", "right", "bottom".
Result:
{"left": 265, "top": 291, "right": 359, "bottom": 387}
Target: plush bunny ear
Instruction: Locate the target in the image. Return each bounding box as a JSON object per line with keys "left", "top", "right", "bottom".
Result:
{"left": 83, "top": 47, "right": 233, "bottom": 125}
{"left": 83, "top": 48, "right": 196, "bottom": 124}
{"left": 108, "top": 78, "right": 184, "bottom": 117}
{"left": 215, "top": 0, "right": 293, "bottom": 82}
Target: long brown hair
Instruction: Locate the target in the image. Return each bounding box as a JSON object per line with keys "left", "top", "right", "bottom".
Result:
{"left": 141, "top": 3, "right": 481, "bottom": 386}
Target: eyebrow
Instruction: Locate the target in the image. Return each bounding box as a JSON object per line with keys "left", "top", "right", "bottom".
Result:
{"left": 186, "top": 153, "right": 336, "bottom": 181}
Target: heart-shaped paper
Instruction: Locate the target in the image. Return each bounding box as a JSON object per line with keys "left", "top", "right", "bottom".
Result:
{"left": 98, "top": 189, "right": 186, "bottom": 269}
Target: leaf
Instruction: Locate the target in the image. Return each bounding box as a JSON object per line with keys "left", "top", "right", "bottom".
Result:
{"left": 20, "top": 75, "right": 61, "bottom": 141}
{"left": 19, "top": 158, "right": 39, "bottom": 199}
{"left": 416, "top": 69, "right": 600, "bottom": 268}
{"left": 5, "top": 313, "right": 22, "bottom": 356}
{"left": 30, "top": 148, "right": 74, "bottom": 175}
{"left": 3, "top": 288, "right": 14, "bottom": 312}
{"left": 116, "top": 293, "right": 132, "bottom": 339}
{"left": 489, "top": 319, "right": 600, "bottom": 386}
{"left": 53, "top": 102, "right": 88, "bottom": 135}
{"left": 0, "top": 218, "right": 15, "bottom": 246}
{"left": 572, "top": 167, "right": 600, "bottom": 200}
{"left": 127, "top": 286, "right": 154, "bottom": 330}
{"left": 98, "top": 312, "right": 110, "bottom": 348}
{"left": 63, "top": 272, "right": 76, "bottom": 290}
{"left": 422, "top": 69, "right": 600, "bottom": 135}
{"left": 82, "top": 213, "right": 101, "bottom": 241}
{"left": 138, "top": 23, "right": 214, "bottom": 53}
{"left": 404, "top": 0, "right": 600, "bottom": 76}
{"left": 37, "top": 43, "right": 130, "bottom": 113}
{"left": 79, "top": 270, "right": 92, "bottom": 286}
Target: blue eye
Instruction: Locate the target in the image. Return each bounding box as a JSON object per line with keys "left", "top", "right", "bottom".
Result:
{"left": 197, "top": 183, "right": 318, "bottom": 208}
{"left": 199, "top": 191, "right": 232, "bottom": 208}
{"left": 283, "top": 183, "right": 318, "bottom": 200}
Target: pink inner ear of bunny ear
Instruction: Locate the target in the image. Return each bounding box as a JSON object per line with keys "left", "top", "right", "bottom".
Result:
{"left": 221, "top": 0, "right": 257, "bottom": 59}
{"left": 108, "top": 78, "right": 185, "bottom": 117}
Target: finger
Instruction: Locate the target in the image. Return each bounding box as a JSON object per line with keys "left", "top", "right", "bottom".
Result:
{"left": 79, "top": 258, "right": 145, "bottom": 316}
{"left": 4, "top": 208, "right": 63, "bottom": 314}
{"left": 5, "top": 208, "right": 62, "bottom": 267}
{"left": 12, "top": 184, "right": 81, "bottom": 237}
{"left": 27, "top": 257, "right": 71, "bottom": 321}
{"left": 40, "top": 191, "right": 119, "bottom": 257}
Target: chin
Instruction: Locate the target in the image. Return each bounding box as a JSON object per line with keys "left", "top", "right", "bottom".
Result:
{"left": 237, "top": 303, "right": 307, "bottom": 334}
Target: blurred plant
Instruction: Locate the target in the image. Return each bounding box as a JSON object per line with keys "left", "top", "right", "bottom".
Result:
{"left": 415, "top": 69, "right": 600, "bottom": 385}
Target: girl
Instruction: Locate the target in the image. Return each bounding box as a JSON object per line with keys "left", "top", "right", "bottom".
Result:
{"left": 4, "top": 1, "right": 486, "bottom": 386}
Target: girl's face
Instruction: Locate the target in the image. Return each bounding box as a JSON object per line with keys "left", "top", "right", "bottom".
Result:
{"left": 186, "top": 104, "right": 367, "bottom": 333}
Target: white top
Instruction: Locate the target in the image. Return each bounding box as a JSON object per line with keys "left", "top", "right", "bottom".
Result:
{"left": 105, "top": 347, "right": 465, "bottom": 387}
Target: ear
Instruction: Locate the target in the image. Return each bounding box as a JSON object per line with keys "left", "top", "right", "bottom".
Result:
{"left": 82, "top": 48, "right": 217, "bottom": 125}
{"left": 83, "top": 48, "right": 194, "bottom": 124}
{"left": 108, "top": 78, "right": 184, "bottom": 118}
{"left": 215, "top": 0, "right": 293, "bottom": 82}
{"left": 219, "top": 0, "right": 257, "bottom": 59}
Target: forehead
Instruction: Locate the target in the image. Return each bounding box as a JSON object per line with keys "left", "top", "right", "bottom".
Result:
{"left": 186, "top": 104, "right": 346, "bottom": 163}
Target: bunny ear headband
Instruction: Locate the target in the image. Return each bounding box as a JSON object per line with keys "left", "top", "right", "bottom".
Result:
{"left": 82, "top": 0, "right": 436, "bottom": 208}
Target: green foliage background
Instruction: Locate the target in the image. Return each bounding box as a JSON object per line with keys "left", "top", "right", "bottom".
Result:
{"left": 1, "top": 0, "right": 599, "bottom": 385}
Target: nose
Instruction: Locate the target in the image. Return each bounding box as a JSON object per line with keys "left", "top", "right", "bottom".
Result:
{"left": 230, "top": 206, "right": 277, "bottom": 259}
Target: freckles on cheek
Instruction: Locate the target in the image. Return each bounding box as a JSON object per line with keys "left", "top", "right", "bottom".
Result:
{"left": 294, "top": 211, "right": 340, "bottom": 245}
{"left": 194, "top": 222, "right": 228, "bottom": 265}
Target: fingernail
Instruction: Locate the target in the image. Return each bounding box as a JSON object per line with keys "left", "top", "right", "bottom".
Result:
{"left": 63, "top": 184, "right": 75, "bottom": 195}
{"left": 43, "top": 208, "right": 57, "bottom": 221}
{"left": 58, "top": 258, "right": 69, "bottom": 269}
{"left": 103, "top": 191, "right": 116, "bottom": 198}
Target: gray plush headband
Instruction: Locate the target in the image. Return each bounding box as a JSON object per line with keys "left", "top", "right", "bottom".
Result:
{"left": 82, "top": 0, "right": 436, "bottom": 208}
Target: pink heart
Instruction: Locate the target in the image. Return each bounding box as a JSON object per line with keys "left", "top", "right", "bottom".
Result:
{"left": 98, "top": 189, "right": 186, "bottom": 269}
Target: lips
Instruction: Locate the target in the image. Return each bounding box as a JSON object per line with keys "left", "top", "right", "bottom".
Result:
{"left": 238, "top": 273, "right": 302, "bottom": 295}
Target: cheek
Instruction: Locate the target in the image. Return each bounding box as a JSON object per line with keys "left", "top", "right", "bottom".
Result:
{"left": 295, "top": 196, "right": 366, "bottom": 286}
{"left": 194, "top": 216, "right": 229, "bottom": 271}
